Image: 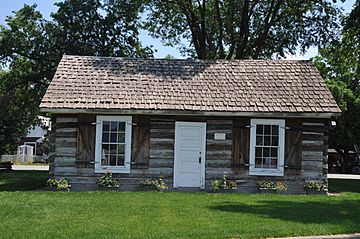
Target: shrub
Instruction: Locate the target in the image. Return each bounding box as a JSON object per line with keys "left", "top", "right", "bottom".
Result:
{"left": 97, "top": 171, "right": 120, "bottom": 187}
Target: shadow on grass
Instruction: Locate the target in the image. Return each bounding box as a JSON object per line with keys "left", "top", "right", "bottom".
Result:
{"left": 0, "top": 170, "right": 48, "bottom": 191}
{"left": 328, "top": 179, "right": 360, "bottom": 193}
{"left": 209, "top": 199, "right": 360, "bottom": 225}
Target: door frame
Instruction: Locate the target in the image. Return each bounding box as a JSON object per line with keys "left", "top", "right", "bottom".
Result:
{"left": 173, "top": 121, "right": 207, "bottom": 189}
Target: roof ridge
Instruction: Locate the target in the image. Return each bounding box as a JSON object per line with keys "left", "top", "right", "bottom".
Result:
{"left": 61, "top": 54, "right": 312, "bottom": 63}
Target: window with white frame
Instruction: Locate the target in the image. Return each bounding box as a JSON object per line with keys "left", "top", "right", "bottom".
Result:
{"left": 249, "top": 119, "right": 285, "bottom": 176}
{"left": 95, "top": 116, "right": 132, "bottom": 173}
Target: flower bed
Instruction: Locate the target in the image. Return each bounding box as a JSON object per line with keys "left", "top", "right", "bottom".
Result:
{"left": 211, "top": 174, "right": 237, "bottom": 192}
{"left": 139, "top": 177, "right": 168, "bottom": 191}
{"left": 47, "top": 178, "right": 71, "bottom": 192}
{"left": 304, "top": 181, "right": 328, "bottom": 195}
{"left": 97, "top": 171, "right": 120, "bottom": 190}
{"left": 256, "top": 180, "right": 287, "bottom": 193}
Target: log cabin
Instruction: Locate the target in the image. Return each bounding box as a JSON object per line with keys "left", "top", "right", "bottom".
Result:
{"left": 40, "top": 55, "right": 341, "bottom": 193}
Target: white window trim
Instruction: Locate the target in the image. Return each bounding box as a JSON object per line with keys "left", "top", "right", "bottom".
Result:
{"left": 95, "top": 116, "right": 132, "bottom": 174}
{"left": 249, "top": 118, "right": 285, "bottom": 177}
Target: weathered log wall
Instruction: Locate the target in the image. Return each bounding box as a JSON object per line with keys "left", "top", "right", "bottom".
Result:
{"left": 301, "top": 121, "right": 328, "bottom": 181}
{"left": 51, "top": 114, "right": 329, "bottom": 193}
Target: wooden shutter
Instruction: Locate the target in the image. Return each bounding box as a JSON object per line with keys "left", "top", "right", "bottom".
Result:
{"left": 284, "top": 119, "right": 302, "bottom": 175}
{"left": 232, "top": 118, "right": 250, "bottom": 171}
{"left": 131, "top": 115, "right": 150, "bottom": 169}
{"left": 76, "top": 115, "right": 96, "bottom": 167}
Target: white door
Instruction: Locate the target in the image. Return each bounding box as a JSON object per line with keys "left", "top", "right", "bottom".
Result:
{"left": 174, "top": 122, "right": 206, "bottom": 189}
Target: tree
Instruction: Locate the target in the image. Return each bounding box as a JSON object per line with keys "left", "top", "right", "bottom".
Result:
{"left": 144, "top": 0, "right": 342, "bottom": 59}
{"left": 52, "top": 0, "right": 152, "bottom": 57}
{"left": 0, "top": 5, "right": 60, "bottom": 155}
{"left": 0, "top": 2, "right": 152, "bottom": 155}
{"left": 314, "top": 0, "right": 360, "bottom": 172}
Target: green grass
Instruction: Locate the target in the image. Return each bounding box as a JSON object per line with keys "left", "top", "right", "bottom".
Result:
{"left": 0, "top": 192, "right": 359, "bottom": 239}
{"left": 0, "top": 171, "right": 359, "bottom": 239}
{"left": 0, "top": 170, "right": 48, "bottom": 191}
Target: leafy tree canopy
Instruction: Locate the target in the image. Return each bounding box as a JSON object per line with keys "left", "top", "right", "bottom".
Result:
{"left": 0, "top": 1, "right": 152, "bottom": 155}
{"left": 144, "top": 0, "right": 342, "bottom": 59}
{"left": 314, "top": 0, "right": 360, "bottom": 168}
{"left": 52, "top": 0, "right": 152, "bottom": 57}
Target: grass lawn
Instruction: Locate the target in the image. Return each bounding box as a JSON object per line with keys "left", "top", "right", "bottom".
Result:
{"left": 0, "top": 170, "right": 48, "bottom": 191}
{"left": 0, "top": 171, "right": 359, "bottom": 239}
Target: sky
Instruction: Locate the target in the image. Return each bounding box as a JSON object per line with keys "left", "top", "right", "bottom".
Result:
{"left": 0, "top": 0, "right": 356, "bottom": 59}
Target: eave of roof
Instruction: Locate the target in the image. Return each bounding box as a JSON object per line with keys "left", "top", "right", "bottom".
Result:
{"left": 40, "top": 108, "right": 340, "bottom": 118}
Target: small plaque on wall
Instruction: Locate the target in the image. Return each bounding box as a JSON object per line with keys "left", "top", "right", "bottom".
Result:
{"left": 214, "top": 133, "right": 226, "bottom": 140}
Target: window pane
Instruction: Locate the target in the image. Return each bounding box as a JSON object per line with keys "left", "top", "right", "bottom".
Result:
{"left": 271, "top": 147, "right": 278, "bottom": 157}
{"left": 256, "top": 125, "right": 263, "bottom": 134}
{"left": 110, "top": 144, "right": 117, "bottom": 154}
{"left": 255, "top": 158, "right": 262, "bottom": 168}
{"left": 117, "top": 155, "right": 125, "bottom": 166}
{"left": 263, "top": 147, "right": 270, "bottom": 157}
{"left": 272, "top": 125, "right": 279, "bottom": 135}
{"left": 102, "top": 133, "right": 109, "bottom": 143}
{"left": 270, "top": 159, "right": 278, "bottom": 168}
{"left": 110, "top": 133, "right": 117, "bottom": 142}
{"left": 256, "top": 136, "right": 263, "bottom": 146}
{"left": 264, "top": 125, "right": 271, "bottom": 135}
{"left": 103, "top": 121, "right": 110, "bottom": 131}
{"left": 110, "top": 121, "right": 118, "bottom": 131}
{"left": 109, "top": 155, "right": 117, "bottom": 166}
{"left": 102, "top": 133, "right": 109, "bottom": 142}
{"left": 101, "top": 154, "right": 109, "bottom": 166}
{"left": 255, "top": 147, "right": 262, "bottom": 157}
{"left": 272, "top": 136, "right": 279, "bottom": 146}
{"left": 118, "top": 133, "right": 125, "bottom": 143}
{"left": 262, "top": 158, "right": 271, "bottom": 168}
{"left": 118, "top": 122, "right": 125, "bottom": 132}
{"left": 264, "top": 136, "right": 271, "bottom": 146}
{"left": 101, "top": 144, "right": 110, "bottom": 155}
{"left": 117, "top": 144, "right": 125, "bottom": 155}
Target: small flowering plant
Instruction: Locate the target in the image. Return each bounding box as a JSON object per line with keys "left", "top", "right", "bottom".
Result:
{"left": 139, "top": 177, "right": 168, "bottom": 191}
{"left": 47, "top": 178, "right": 71, "bottom": 192}
{"left": 47, "top": 178, "right": 58, "bottom": 187}
{"left": 304, "top": 181, "right": 327, "bottom": 192}
{"left": 257, "top": 180, "right": 287, "bottom": 192}
{"left": 98, "top": 171, "right": 120, "bottom": 188}
{"left": 212, "top": 174, "right": 238, "bottom": 192}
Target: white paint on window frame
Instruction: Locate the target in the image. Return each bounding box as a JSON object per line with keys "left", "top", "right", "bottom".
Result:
{"left": 94, "top": 115, "right": 132, "bottom": 174}
{"left": 173, "top": 121, "right": 207, "bottom": 189}
{"left": 249, "top": 118, "right": 285, "bottom": 176}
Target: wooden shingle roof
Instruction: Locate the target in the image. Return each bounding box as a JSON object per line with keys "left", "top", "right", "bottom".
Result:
{"left": 40, "top": 55, "right": 341, "bottom": 116}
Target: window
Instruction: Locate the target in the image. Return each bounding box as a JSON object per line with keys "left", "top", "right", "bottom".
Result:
{"left": 249, "top": 119, "right": 285, "bottom": 176}
{"left": 95, "top": 116, "right": 132, "bottom": 173}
